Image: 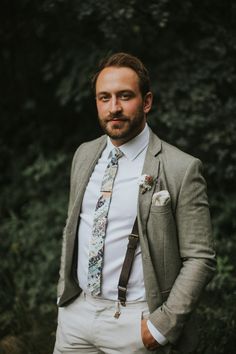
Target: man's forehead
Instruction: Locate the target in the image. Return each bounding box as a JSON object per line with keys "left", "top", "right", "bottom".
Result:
{"left": 96, "top": 66, "right": 140, "bottom": 93}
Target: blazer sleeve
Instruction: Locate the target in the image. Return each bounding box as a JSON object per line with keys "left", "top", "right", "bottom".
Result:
{"left": 57, "top": 146, "right": 81, "bottom": 297}
{"left": 148, "top": 158, "right": 216, "bottom": 344}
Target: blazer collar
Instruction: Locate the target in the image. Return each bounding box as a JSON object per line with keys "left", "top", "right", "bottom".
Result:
{"left": 146, "top": 127, "right": 162, "bottom": 157}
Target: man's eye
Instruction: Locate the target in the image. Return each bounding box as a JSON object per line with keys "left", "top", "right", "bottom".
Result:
{"left": 99, "top": 96, "right": 110, "bottom": 102}
{"left": 120, "top": 93, "right": 132, "bottom": 100}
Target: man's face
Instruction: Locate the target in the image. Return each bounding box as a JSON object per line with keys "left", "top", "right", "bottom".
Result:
{"left": 95, "top": 66, "right": 152, "bottom": 146}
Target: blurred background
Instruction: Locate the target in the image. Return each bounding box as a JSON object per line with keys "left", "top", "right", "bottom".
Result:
{"left": 0, "top": 0, "right": 235, "bottom": 353}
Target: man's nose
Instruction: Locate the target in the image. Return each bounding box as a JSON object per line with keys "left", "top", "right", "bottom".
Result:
{"left": 109, "top": 97, "right": 122, "bottom": 114}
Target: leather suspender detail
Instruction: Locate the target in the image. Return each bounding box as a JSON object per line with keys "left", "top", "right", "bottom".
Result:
{"left": 117, "top": 218, "right": 139, "bottom": 306}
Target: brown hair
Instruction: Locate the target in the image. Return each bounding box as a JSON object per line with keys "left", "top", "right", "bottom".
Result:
{"left": 91, "top": 52, "right": 151, "bottom": 97}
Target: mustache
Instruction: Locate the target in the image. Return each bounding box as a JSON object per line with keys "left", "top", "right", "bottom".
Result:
{"left": 107, "top": 113, "right": 128, "bottom": 120}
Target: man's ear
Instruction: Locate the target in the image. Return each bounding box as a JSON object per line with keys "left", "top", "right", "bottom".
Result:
{"left": 143, "top": 92, "right": 153, "bottom": 114}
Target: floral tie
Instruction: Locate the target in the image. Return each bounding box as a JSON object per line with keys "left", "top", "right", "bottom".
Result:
{"left": 87, "top": 147, "right": 123, "bottom": 296}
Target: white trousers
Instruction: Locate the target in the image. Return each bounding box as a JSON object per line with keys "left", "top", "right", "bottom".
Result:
{"left": 53, "top": 292, "right": 166, "bottom": 354}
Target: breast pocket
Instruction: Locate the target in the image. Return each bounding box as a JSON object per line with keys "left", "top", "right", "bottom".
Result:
{"left": 149, "top": 202, "right": 172, "bottom": 214}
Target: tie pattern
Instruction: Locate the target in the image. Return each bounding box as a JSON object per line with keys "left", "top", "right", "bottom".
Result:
{"left": 87, "top": 147, "right": 123, "bottom": 296}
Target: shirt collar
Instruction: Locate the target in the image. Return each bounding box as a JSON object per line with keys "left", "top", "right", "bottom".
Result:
{"left": 106, "top": 123, "right": 150, "bottom": 161}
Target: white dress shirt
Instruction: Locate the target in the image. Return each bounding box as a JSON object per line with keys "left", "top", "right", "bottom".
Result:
{"left": 77, "top": 124, "right": 167, "bottom": 345}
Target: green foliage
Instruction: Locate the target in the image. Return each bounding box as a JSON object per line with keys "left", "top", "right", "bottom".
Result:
{"left": 0, "top": 0, "right": 235, "bottom": 352}
{"left": 0, "top": 153, "right": 69, "bottom": 352}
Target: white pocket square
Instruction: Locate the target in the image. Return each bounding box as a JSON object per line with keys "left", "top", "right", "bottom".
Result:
{"left": 152, "top": 190, "right": 170, "bottom": 206}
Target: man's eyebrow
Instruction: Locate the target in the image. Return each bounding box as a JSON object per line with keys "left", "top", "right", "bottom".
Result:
{"left": 96, "top": 91, "right": 110, "bottom": 97}
{"left": 117, "top": 90, "right": 136, "bottom": 97}
{"left": 118, "top": 90, "right": 134, "bottom": 93}
{"left": 97, "top": 90, "right": 134, "bottom": 95}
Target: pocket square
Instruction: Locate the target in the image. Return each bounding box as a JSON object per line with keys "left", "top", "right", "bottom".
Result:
{"left": 152, "top": 190, "right": 170, "bottom": 206}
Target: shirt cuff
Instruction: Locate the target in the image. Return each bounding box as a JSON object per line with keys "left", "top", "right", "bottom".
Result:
{"left": 147, "top": 320, "right": 168, "bottom": 346}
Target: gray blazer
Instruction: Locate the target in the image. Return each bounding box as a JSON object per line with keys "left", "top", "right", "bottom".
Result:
{"left": 57, "top": 128, "right": 216, "bottom": 352}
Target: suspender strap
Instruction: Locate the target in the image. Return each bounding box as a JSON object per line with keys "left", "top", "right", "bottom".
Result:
{"left": 117, "top": 218, "right": 139, "bottom": 306}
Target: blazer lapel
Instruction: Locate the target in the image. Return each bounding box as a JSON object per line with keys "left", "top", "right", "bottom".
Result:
{"left": 137, "top": 130, "right": 163, "bottom": 309}
{"left": 138, "top": 130, "right": 162, "bottom": 229}
{"left": 75, "top": 137, "right": 107, "bottom": 205}
{"left": 67, "top": 136, "right": 107, "bottom": 234}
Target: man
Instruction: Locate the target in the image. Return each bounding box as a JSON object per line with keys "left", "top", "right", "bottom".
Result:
{"left": 53, "top": 53, "right": 216, "bottom": 354}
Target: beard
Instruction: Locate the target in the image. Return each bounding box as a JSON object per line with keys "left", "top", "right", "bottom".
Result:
{"left": 98, "top": 108, "right": 146, "bottom": 144}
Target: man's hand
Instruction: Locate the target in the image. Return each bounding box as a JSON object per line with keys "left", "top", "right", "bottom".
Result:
{"left": 141, "top": 319, "right": 161, "bottom": 351}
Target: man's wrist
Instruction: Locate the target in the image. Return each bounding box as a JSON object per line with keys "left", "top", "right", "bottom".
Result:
{"left": 147, "top": 320, "right": 168, "bottom": 346}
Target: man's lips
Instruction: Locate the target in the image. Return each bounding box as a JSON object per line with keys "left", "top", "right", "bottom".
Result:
{"left": 106, "top": 118, "right": 128, "bottom": 127}
{"left": 109, "top": 118, "right": 126, "bottom": 122}
{"left": 107, "top": 117, "right": 128, "bottom": 122}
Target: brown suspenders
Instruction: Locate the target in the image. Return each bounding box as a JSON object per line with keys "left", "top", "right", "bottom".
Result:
{"left": 117, "top": 218, "right": 139, "bottom": 306}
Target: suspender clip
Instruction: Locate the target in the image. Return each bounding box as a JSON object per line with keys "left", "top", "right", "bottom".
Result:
{"left": 118, "top": 286, "right": 127, "bottom": 306}
{"left": 129, "top": 233, "right": 139, "bottom": 239}
{"left": 128, "top": 234, "right": 139, "bottom": 249}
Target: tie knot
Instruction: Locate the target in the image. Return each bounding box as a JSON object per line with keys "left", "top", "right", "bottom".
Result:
{"left": 111, "top": 147, "right": 123, "bottom": 161}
